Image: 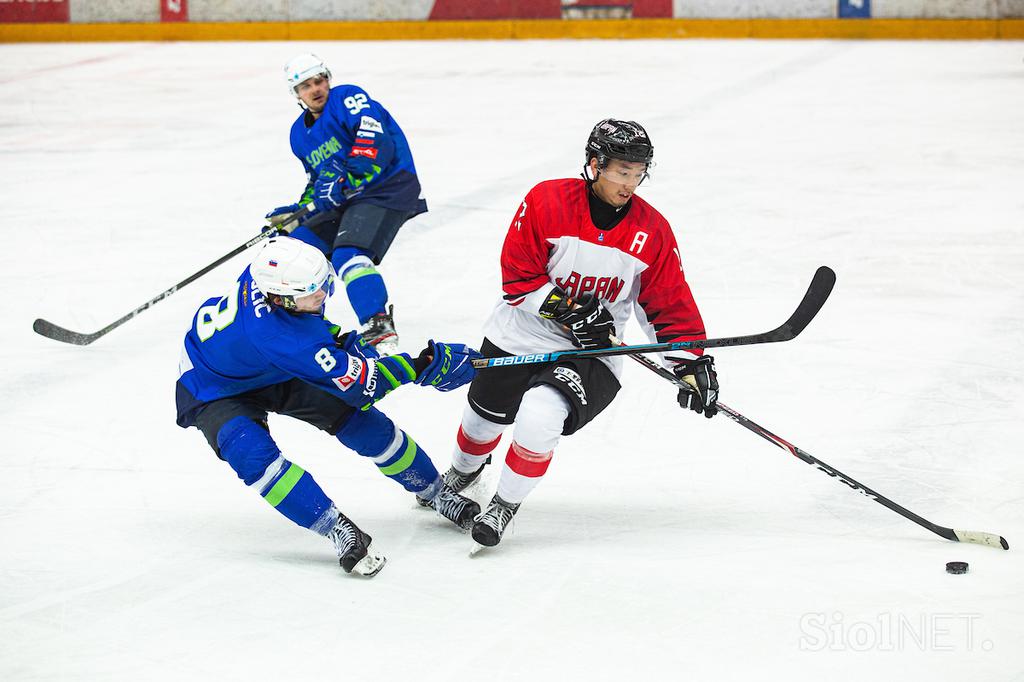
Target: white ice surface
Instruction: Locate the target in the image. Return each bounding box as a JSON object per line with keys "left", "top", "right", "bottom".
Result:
{"left": 1, "top": 39, "right": 1023, "bottom": 681}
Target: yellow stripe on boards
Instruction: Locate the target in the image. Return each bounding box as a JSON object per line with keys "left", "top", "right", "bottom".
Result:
{"left": 2, "top": 19, "right": 1023, "bottom": 43}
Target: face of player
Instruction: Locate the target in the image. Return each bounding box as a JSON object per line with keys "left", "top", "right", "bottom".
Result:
{"left": 291, "top": 288, "right": 328, "bottom": 313}
{"left": 591, "top": 158, "right": 647, "bottom": 208}
{"left": 296, "top": 75, "right": 330, "bottom": 115}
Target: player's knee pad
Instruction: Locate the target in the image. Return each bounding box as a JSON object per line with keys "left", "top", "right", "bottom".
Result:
{"left": 336, "top": 407, "right": 396, "bottom": 458}
{"left": 217, "top": 416, "right": 282, "bottom": 486}
{"left": 459, "top": 402, "right": 506, "bottom": 445}
{"left": 513, "top": 384, "right": 570, "bottom": 455}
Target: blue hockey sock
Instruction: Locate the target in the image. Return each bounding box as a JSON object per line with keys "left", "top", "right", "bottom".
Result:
{"left": 255, "top": 458, "right": 337, "bottom": 534}
{"left": 218, "top": 416, "right": 337, "bottom": 535}
{"left": 336, "top": 407, "right": 439, "bottom": 494}
{"left": 333, "top": 248, "right": 388, "bottom": 325}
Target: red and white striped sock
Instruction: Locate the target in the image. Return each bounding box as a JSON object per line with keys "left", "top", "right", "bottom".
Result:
{"left": 496, "top": 441, "right": 553, "bottom": 505}
{"left": 452, "top": 424, "right": 502, "bottom": 475}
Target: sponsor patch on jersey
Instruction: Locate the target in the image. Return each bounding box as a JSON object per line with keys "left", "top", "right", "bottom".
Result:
{"left": 332, "top": 356, "right": 363, "bottom": 392}
{"left": 363, "top": 361, "right": 378, "bottom": 397}
{"left": 553, "top": 366, "right": 587, "bottom": 405}
{"left": 349, "top": 146, "right": 378, "bottom": 159}
{"left": 359, "top": 116, "right": 383, "bottom": 133}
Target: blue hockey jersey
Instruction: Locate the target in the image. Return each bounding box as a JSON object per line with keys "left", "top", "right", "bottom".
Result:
{"left": 289, "top": 84, "right": 426, "bottom": 215}
{"left": 175, "top": 266, "right": 420, "bottom": 428}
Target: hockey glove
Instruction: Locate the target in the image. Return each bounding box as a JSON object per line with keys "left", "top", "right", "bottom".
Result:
{"left": 540, "top": 290, "right": 615, "bottom": 350}
{"left": 672, "top": 355, "right": 719, "bottom": 418}
{"left": 414, "top": 341, "right": 481, "bottom": 392}
{"left": 264, "top": 203, "right": 304, "bottom": 234}
{"left": 341, "top": 155, "right": 383, "bottom": 193}
{"left": 331, "top": 326, "right": 381, "bottom": 361}
{"left": 311, "top": 161, "right": 349, "bottom": 214}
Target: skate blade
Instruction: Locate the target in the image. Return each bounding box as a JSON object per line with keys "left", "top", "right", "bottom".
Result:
{"left": 469, "top": 542, "right": 488, "bottom": 557}
{"left": 351, "top": 543, "right": 387, "bottom": 577}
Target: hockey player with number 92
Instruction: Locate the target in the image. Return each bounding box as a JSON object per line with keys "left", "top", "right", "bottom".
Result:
{"left": 265, "top": 53, "right": 427, "bottom": 356}
{"left": 443, "top": 119, "right": 721, "bottom": 551}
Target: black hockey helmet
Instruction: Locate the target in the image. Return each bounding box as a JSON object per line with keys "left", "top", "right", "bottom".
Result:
{"left": 585, "top": 119, "right": 654, "bottom": 168}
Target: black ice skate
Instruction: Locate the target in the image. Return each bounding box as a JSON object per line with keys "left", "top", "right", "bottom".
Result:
{"left": 419, "top": 486, "right": 481, "bottom": 531}
{"left": 328, "top": 513, "right": 386, "bottom": 577}
{"left": 442, "top": 456, "right": 491, "bottom": 494}
{"left": 470, "top": 494, "right": 520, "bottom": 553}
{"left": 361, "top": 304, "right": 398, "bottom": 356}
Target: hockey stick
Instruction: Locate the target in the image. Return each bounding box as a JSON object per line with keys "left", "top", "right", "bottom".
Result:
{"left": 615, "top": 337, "right": 1009, "bottom": 550}
{"left": 32, "top": 207, "right": 311, "bottom": 346}
{"left": 471, "top": 265, "right": 836, "bottom": 369}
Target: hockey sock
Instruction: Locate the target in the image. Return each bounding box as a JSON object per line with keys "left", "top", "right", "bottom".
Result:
{"left": 336, "top": 407, "right": 440, "bottom": 495}
{"left": 218, "top": 416, "right": 337, "bottom": 535}
{"left": 333, "top": 249, "right": 388, "bottom": 325}
{"left": 452, "top": 404, "right": 505, "bottom": 473}
{"left": 252, "top": 456, "right": 339, "bottom": 535}
{"left": 453, "top": 425, "right": 502, "bottom": 474}
{"left": 496, "top": 442, "right": 553, "bottom": 505}
{"left": 491, "top": 384, "right": 569, "bottom": 503}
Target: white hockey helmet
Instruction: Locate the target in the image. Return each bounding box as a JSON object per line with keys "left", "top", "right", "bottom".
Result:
{"left": 250, "top": 237, "right": 335, "bottom": 309}
{"left": 284, "top": 53, "right": 331, "bottom": 97}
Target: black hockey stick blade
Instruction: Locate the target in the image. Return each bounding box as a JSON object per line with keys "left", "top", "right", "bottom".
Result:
{"left": 710, "top": 264, "right": 836, "bottom": 348}
{"left": 778, "top": 265, "right": 836, "bottom": 339}
{"left": 32, "top": 318, "right": 106, "bottom": 346}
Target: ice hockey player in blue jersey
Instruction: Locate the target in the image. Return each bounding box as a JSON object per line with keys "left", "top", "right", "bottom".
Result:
{"left": 175, "top": 237, "right": 480, "bottom": 577}
{"left": 265, "top": 53, "right": 428, "bottom": 356}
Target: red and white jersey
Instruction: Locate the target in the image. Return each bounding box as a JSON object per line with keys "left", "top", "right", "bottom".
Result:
{"left": 484, "top": 178, "right": 706, "bottom": 377}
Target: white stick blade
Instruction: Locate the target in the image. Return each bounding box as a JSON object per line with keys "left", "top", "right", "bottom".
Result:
{"left": 953, "top": 529, "right": 1010, "bottom": 550}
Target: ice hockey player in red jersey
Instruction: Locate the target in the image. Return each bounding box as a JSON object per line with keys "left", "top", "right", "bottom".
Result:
{"left": 445, "top": 119, "right": 721, "bottom": 551}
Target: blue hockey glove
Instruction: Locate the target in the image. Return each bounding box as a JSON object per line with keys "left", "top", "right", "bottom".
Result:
{"left": 330, "top": 325, "right": 381, "bottom": 361}
{"left": 414, "top": 341, "right": 480, "bottom": 392}
{"left": 671, "top": 355, "right": 719, "bottom": 418}
{"left": 341, "top": 155, "right": 383, "bottom": 193}
{"left": 312, "top": 161, "right": 349, "bottom": 213}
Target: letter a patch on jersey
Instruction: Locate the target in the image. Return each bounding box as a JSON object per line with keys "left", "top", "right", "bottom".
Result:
{"left": 332, "top": 356, "right": 364, "bottom": 392}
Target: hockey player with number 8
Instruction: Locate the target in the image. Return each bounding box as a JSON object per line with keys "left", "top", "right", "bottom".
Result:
{"left": 175, "top": 237, "right": 480, "bottom": 577}
{"left": 443, "top": 119, "right": 721, "bottom": 551}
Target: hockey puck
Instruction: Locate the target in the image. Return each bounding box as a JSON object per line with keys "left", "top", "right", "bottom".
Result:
{"left": 945, "top": 561, "right": 969, "bottom": 575}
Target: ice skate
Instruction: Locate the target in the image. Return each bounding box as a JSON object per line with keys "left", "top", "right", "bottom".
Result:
{"left": 442, "top": 456, "right": 491, "bottom": 495}
{"left": 361, "top": 304, "right": 398, "bottom": 356}
{"left": 416, "top": 484, "right": 481, "bottom": 530}
{"left": 432, "top": 487, "right": 481, "bottom": 530}
{"left": 328, "top": 513, "right": 386, "bottom": 577}
{"left": 470, "top": 494, "right": 520, "bottom": 554}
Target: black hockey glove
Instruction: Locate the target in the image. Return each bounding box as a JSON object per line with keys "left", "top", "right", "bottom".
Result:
{"left": 672, "top": 355, "right": 719, "bottom": 418}
{"left": 540, "top": 289, "right": 615, "bottom": 350}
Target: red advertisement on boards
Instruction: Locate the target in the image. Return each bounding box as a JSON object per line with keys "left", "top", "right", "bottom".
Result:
{"left": 0, "top": 0, "right": 70, "bottom": 23}
{"left": 161, "top": 0, "right": 189, "bottom": 23}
